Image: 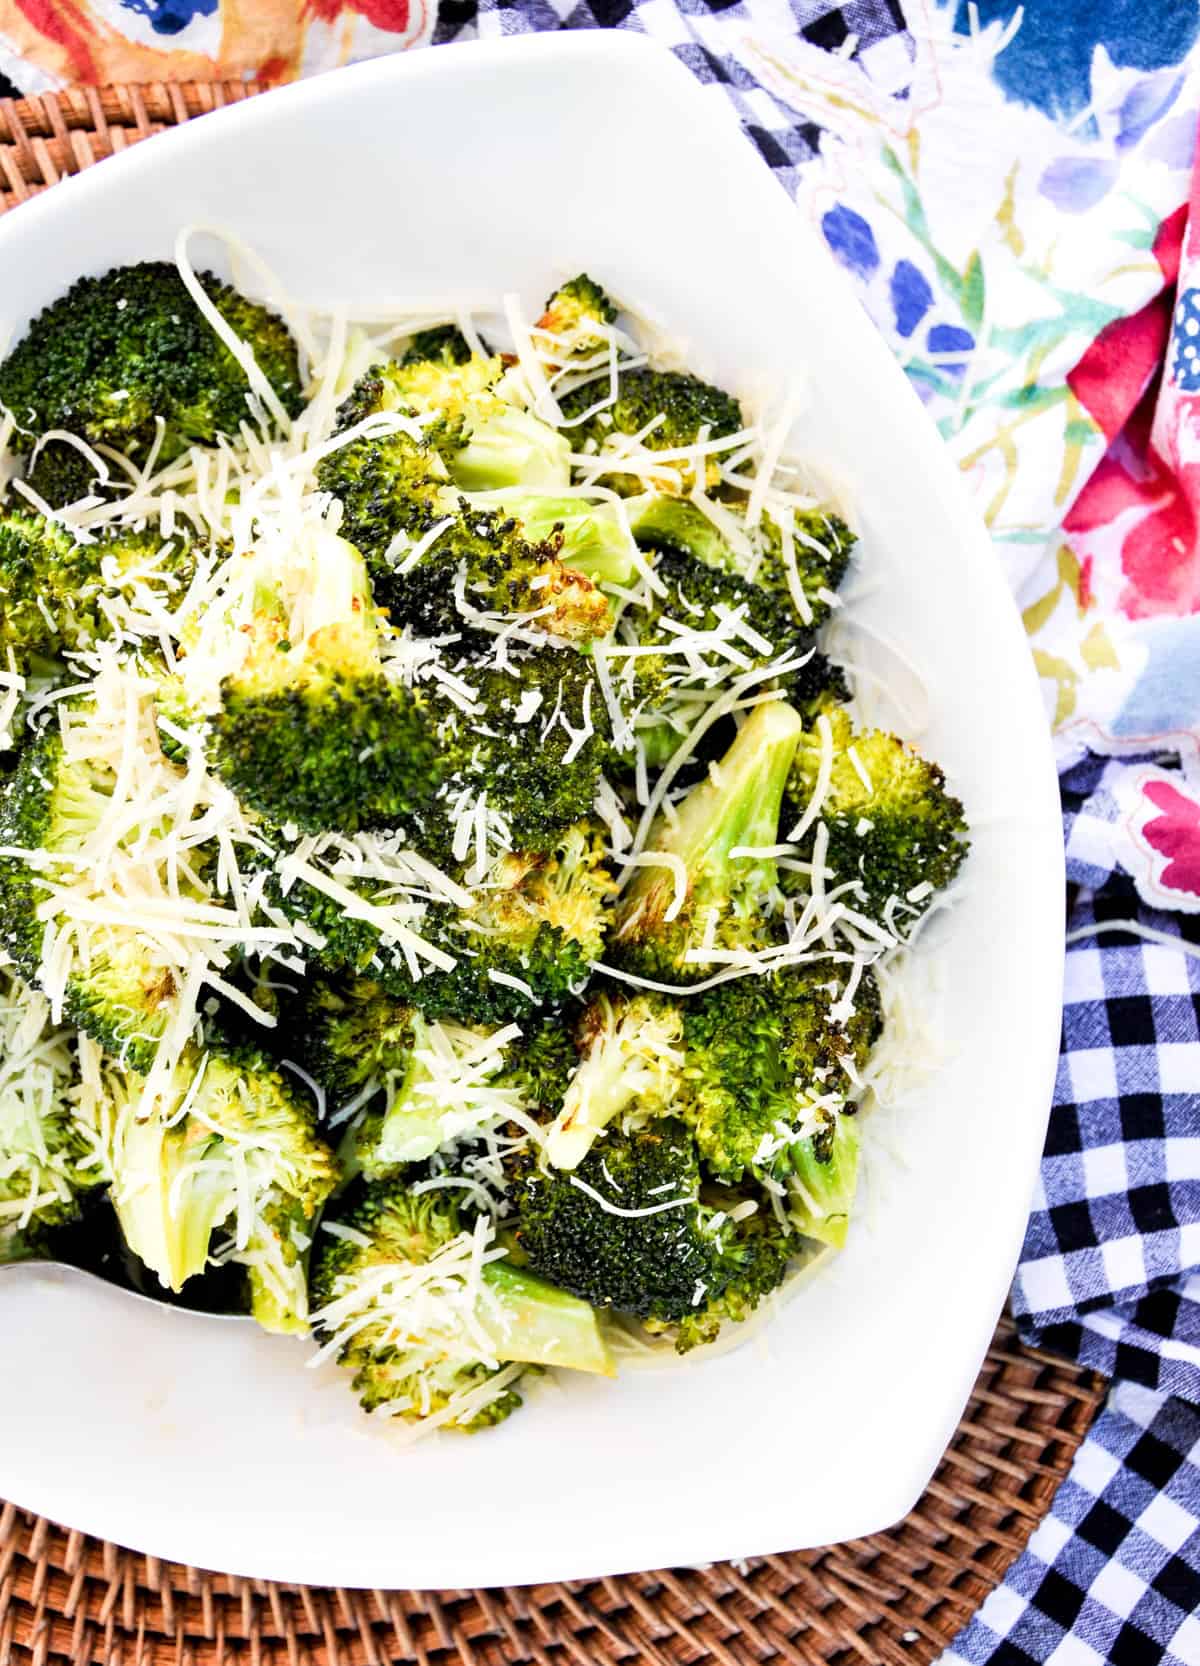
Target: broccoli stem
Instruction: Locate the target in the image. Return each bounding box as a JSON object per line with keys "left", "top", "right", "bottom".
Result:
{"left": 465, "top": 490, "right": 638, "bottom": 584}
{"left": 661, "top": 699, "right": 805, "bottom": 873}
{"left": 479, "top": 1261, "right": 615, "bottom": 1376}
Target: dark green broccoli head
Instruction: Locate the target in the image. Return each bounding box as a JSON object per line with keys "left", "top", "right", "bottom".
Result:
{"left": 667, "top": 1186, "right": 796, "bottom": 1352}
{"left": 368, "top": 823, "right": 616, "bottom": 1024}
{"left": 678, "top": 965, "right": 881, "bottom": 1180}
{"left": 310, "top": 1179, "right": 612, "bottom": 1428}
{"left": 785, "top": 707, "right": 969, "bottom": 929}
{"left": 289, "top": 972, "right": 415, "bottom": 1108}
{"left": 316, "top": 379, "right": 454, "bottom": 563}
{"left": 634, "top": 546, "right": 810, "bottom": 668}
{"left": 754, "top": 507, "right": 857, "bottom": 631}
{"left": 0, "top": 513, "right": 194, "bottom": 668}
{"left": 0, "top": 262, "right": 303, "bottom": 471}
{"left": 401, "top": 325, "right": 476, "bottom": 368}
{"left": 610, "top": 699, "right": 802, "bottom": 984}
{"left": 0, "top": 727, "right": 182, "bottom": 1069}
{"left": 508, "top": 1117, "right": 720, "bottom": 1322}
{"left": 499, "top": 1011, "right": 582, "bottom": 1120}
{"left": 560, "top": 368, "right": 743, "bottom": 494}
{"left": 377, "top": 503, "right": 612, "bottom": 644}
{"left": 25, "top": 440, "right": 105, "bottom": 510}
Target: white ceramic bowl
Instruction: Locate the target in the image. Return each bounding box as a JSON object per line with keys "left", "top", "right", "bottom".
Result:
{"left": 0, "top": 32, "right": 1063, "bottom": 1587}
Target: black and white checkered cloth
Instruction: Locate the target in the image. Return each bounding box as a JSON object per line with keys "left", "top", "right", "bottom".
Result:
{"left": 429, "top": 6, "right": 1200, "bottom": 1659}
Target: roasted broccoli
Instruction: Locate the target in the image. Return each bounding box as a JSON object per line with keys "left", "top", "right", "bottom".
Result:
{"left": 463, "top": 490, "right": 638, "bottom": 586}
{"left": 537, "top": 275, "right": 618, "bottom": 355}
{"left": 0, "top": 727, "right": 184, "bottom": 1069}
{"left": 753, "top": 506, "right": 857, "bottom": 632}
{"left": 610, "top": 699, "right": 803, "bottom": 983}
{"left": 289, "top": 972, "right": 415, "bottom": 1110}
{"left": 0, "top": 512, "right": 194, "bottom": 669}
{"left": 785, "top": 705, "right": 969, "bottom": 931}
{"left": 509, "top": 1118, "right": 792, "bottom": 1345}
{"left": 108, "top": 1036, "right": 339, "bottom": 1331}
{"left": 0, "top": 966, "right": 107, "bottom": 1262}
{"left": 773, "top": 1107, "right": 863, "bottom": 1249}
{"left": 207, "top": 527, "right": 447, "bottom": 836}
{"left": 377, "top": 823, "right": 615, "bottom": 1024}
{"left": 676, "top": 964, "right": 880, "bottom": 1181}
{"left": 309, "top": 1180, "right": 613, "bottom": 1430}
{"left": 0, "top": 262, "right": 303, "bottom": 483}
{"left": 560, "top": 368, "right": 743, "bottom": 495}
{"left": 541, "top": 989, "right": 685, "bottom": 1170}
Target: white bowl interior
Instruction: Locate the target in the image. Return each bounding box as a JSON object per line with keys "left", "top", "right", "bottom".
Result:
{"left": 0, "top": 33, "right": 1063, "bottom": 1588}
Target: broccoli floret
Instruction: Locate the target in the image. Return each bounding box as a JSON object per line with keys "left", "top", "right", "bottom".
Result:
{"left": 754, "top": 506, "right": 857, "bottom": 632}
{"left": 773, "top": 1107, "right": 862, "bottom": 1249}
{"left": 537, "top": 275, "right": 618, "bottom": 353}
{"left": 677, "top": 965, "right": 881, "bottom": 1180}
{"left": 381, "top": 823, "right": 615, "bottom": 1024}
{"left": 207, "top": 527, "right": 447, "bottom": 836}
{"left": 317, "top": 375, "right": 607, "bottom": 642}
{"left": 633, "top": 545, "right": 808, "bottom": 669}
{"left": 542, "top": 989, "right": 685, "bottom": 1170}
{"left": 0, "top": 262, "right": 303, "bottom": 476}
{"left": 0, "top": 512, "right": 194, "bottom": 668}
{"left": 401, "top": 325, "right": 476, "bottom": 368}
{"left": 381, "top": 503, "right": 612, "bottom": 644}
{"left": 290, "top": 972, "right": 415, "bottom": 1111}
{"left": 610, "top": 699, "right": 803, "bottom": 984}
{"left": 785, "top": 706, "right": 969, "bottom": 930}
{"left": 0, "top": 728, "right": 184, "bottom": 1069}
{"left": 498, "top": 1010, "right": 582, "bottom": 1119}
{"left": 464, "top": 490, "right": 638, "bottom": 586}
{"left": 25, "top": 440, "right": 105, "bottom": 511}
{"left": 309, "top": 1180, "right": 613, "bottom": 1430}
{"left": 108, "top": 1035, "right": 339, "bottom": 1331}
{"left": 666, "top": 1186, "right": 796, "bottom": 1352}
{"left": 0, "top": 966, "right": 107, "bottom": 1261}
{"left": 508, "top": 1117, "right": 716, "bottom": 1322}
{"left": 560, "top": 368, "right": 743, "bottom": 495}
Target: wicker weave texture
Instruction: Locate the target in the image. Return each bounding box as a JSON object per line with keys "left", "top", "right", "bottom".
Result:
{"left": 0, "top": 86, "right": 1100, "bottom": 1664}
{"left": 0, "top": 1319, "right": 1103, "bottom": 1666}
{"left": 0, "top": 84, "right": 261, "bottom": 214}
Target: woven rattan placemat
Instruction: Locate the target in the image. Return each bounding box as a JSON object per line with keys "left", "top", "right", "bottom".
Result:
{"left": 0, "top": 87, "right": 1100, "bottom": 1661}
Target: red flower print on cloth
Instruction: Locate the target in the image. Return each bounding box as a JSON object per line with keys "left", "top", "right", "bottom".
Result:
{"left": 1117, "top": 766, "right": 1200, "bottom": 914}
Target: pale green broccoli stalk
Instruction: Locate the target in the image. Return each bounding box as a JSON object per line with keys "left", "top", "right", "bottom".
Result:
{"left": 309, "top": 1181, "right": 613, "bottom": 1432}
{"left": 610, "top": 700, "right": 804, "bottom": 984}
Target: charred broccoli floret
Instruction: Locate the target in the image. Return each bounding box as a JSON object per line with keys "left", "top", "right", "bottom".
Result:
{"left": 378, "top": 824, "right": 615, "bottom": 1025}
{"left": 610, "top": 699, "right": 802, "bottom": 984}
{"left": 0, "top": 262, "right": 303, "bottom": 482}
{"left": 537, "top": 275, "right": 618, "bottom": 353}
{"left": 381, "top": 503, "right": 612, "bottom": 643}
{"left": 510, "top": 1118, "right": 793, "bottom": 1344}
{"left": 463, "top": 490, "right": 638, "bottom": 586}
{"left": 541, "top": 989, "right": 685, "bottom": 1170}
{"left": 560, "top": 368, "right": 743, "bottom": 495}
{"left": 785, "top": 705, "right": 969, "bottom": 930}
{"left": 0, "top": 727, "right": 185, "bottom": 1069}
{"left": 0, "top": 967, "right": 107, "bottom": 1261}
{"left": 108, "top": 1036, "right": 339, "bottom": 1331}
{"left": 677, "top": 965, "right": 881, "bottom": 1180}
{"left": 0, "top": 512, "right": 194, "bottom": 668}
{"left": 666, "top": 1187, "right": 796, "bottom": 1352}
{"left": 309, "top": 1180, "right": 612, "bottom": 1431}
